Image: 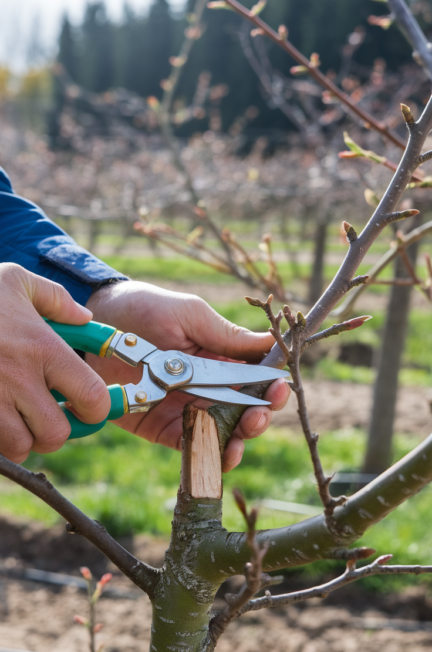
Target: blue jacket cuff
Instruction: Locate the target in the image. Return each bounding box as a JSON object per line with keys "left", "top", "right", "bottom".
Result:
{"left": 0, "top": 167, "right": 129, "bottom": 305}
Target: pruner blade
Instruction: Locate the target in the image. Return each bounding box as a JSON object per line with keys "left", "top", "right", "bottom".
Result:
{"left": 181, "top": 386, "right": 271, "bottom": 406}
{"left": 182, "top": 357, "right": 289, "bottom": 388}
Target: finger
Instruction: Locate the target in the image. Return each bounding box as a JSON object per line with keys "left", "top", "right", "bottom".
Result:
{"left": 0, "top": 409, "right": 34, "bottom": 463}
{"left": 263, "top": 377, "right": 291, "bottom": 411}
{"left": 17, "top": 386, "right": 72, "bottom": 454}
{"left": 184, "top": 298, "right": 275, "bottom": 363}
{"left": 223, "top": 436, "right": 244, "bottom": 473}
{"left": 233, "top": 406, "right": 273, "bottom": 441}
{"left": 122, "top": 391, "right": 212, "bottom": 449}
{"left": 43, "top": 335, "right": 111, "bottom": 424}
{"left": 20, "top": 269, "right": 93, "bottom": 325}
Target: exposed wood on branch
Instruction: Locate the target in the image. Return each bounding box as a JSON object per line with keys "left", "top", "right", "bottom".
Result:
{"left": 181, "top": 406, "right": 222, "bottom": 499}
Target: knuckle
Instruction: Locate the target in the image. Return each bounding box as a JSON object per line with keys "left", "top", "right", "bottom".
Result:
{"left": 1, "top": 435, "right": 32, "bottom": 464}
{"left": 0, "top": 262, "right": 24, "bottom": 283}
{"left": 47, "top": 281, "right": 68, "bottom": 316}
{"left": 35, "top": 421, "right": 71, "bottom": 453}
{"left": 77, "top": 376, "right": 108, "bottom": 414}
{"left": 39, "top": 336, "right": 67, "bottom": 368}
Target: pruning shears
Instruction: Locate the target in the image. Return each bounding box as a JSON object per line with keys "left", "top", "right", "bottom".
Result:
{"left": 46, "top": 320, "right": 289, "bottom": 440}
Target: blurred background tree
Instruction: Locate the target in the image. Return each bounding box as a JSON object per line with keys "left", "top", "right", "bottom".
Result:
{"left": 53, "top": 0, "right": 419, "bottom": 134}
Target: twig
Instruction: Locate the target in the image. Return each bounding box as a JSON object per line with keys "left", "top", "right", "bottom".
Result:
{"left": 208, "top": 489, "right": 280, "bottom": 647}
{"left": 239, "top": 555, "right": 432, "bottom": 615}
{"left": 158, "top": 0, "right": 244, "bottom": 277}
{"left": 0, "top": 455, "right": 161, "bottom": 597}
{"left": 245, "top": 295, "right": 290, "bottom": 358}
{"left": 301, "top": 315, "right": 372, "bottom": 352}
{"left": 331, "top": 219, "right": 432, "bottom": 319}
{"left": 245, "top": 297, "right": 346, "bottom": 517}
{"left": 220, "top": 0, "right": 406, "bottom": 149}
{"left": 284, "top": 306, "right": 347, "bottom": 517}
{"left": 369, "top": 278, "right": 415, "bottom": 286}
{"left": 385, "top": 208, "right": 420, "bottom": 224}
{"left": 388, "top": 0, "right": 432, "bottom": 79}
{"left": 397, "top": 239, "right": 422, "bottom": 284}
{"left": 134, "top": 222, "right": 233, "bottom": 274}
{"left": 347, "top": 275, "right": 369, "bottom": 290}
{"left": 417, "top": 150, "right": 432, "bottom": 166}
{"left": 299, "top": 97, "right": 432, "bottom": 340}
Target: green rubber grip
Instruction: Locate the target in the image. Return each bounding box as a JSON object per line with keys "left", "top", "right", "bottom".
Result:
{"left": 58, "top": 385, "right": 126, "bottom": 440}
{"left": 45, "top": 320, "right": 117, "bottom": 356}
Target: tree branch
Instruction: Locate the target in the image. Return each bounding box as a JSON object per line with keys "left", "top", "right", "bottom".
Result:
{"left": 301, "top": 315, "right": 372, "bottom": 352}
{"left": 301, "top": 97, "right": 432, "bottom": 340}
{"left": 202, "top": 432, "right": 432, "bottom": 575}
{"left": 388, "top": 0, "right": 432, "bottom": 79}
{"left": 332, "top": 219, "right": 432, "bottom": 319}
{"left": 240, "top": 555, "right": 432, "bottom": 615}
{"left": 221, "top": 0, "right": 406, "bottom": 149}
{"left": 0, "top": 455, "right": 161, "bottom": 597}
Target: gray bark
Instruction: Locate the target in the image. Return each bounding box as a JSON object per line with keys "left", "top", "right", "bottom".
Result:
{"left": 308, "top": 213, "right": 329, "bottom": 305}
{"left": 363, "top": 230, "right": 420, "bottom": 474}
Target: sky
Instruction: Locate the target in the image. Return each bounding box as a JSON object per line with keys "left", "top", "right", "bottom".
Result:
{"left": 0, "top": 0, "right": 184, "bottom": 71}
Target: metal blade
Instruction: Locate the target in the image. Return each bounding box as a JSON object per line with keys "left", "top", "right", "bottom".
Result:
{"left": 186, "top": 357, "right": 290, "bottom": 387}
{"left": 180, "top": 386, "right": 270, "bottom": 406}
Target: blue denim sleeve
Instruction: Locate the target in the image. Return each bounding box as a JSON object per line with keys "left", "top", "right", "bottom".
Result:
{"left": 0, "top": 168, "right": 128, "bottom": 306}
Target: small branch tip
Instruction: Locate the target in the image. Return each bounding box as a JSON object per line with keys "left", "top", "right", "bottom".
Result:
{"left": 386, "top": 209, "right": 420, "bottom": 224}
{"left": 343, "top": 221, "right": 358, "bottom": 243}
{"left": 296, "top": 311, "right": 307, "bottom": 331}
{"left": 400, "top": 103, "right": 415, "bottom": 125}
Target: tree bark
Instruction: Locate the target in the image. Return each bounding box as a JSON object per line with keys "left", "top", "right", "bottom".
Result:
{"left": 308, "top": 211, "right": 329, "bottom": 305}
{"left": 149, "top": 406, "right": 226, "bottom": 652}
{"left": 363, "top": 230, "right": 420, "bottom": 474}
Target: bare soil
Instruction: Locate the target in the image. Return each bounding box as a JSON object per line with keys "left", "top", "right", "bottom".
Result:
{"left": 272, "top": 378, "right": 432, "bottom": 435}
{"left": 1, "top": 515, "right": 432, "bottom": 652}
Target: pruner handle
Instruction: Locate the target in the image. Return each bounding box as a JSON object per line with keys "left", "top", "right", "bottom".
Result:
{"left": 52, "top": 385, "right": 127, "bottom": 440}
{"left": 46, "top": 320, "right": 117, "bottom": 357}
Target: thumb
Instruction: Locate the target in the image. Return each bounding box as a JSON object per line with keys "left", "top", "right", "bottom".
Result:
{"left": 187, "top": 299, "right": 275, "bottom": 362}
{"left": 18, "top": 268, "right": 93, "bottom": 325}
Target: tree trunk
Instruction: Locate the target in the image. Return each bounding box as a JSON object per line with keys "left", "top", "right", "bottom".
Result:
{"left": 308, "top": 212, "right": 329, "bottom": 305}
{"left": 150, "top": 405, "right": 226, "bottom": 651}
{"left": 362, "top": 234, "right": 420, "bottom": 475}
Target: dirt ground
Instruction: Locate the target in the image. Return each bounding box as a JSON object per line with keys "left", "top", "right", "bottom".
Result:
{"left": 272, "top": 378, "right": 432, "bottom": 435}
{"left": 1, "top": 516, "right": 432, "bottom": 652}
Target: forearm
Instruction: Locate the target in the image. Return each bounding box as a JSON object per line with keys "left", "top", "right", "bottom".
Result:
{"left": 0, "top": 168, "right": 128, "bottom": 306}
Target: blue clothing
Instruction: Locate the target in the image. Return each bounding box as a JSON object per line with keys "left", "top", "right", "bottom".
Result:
{"left": 0, "top": 168, "right": 127, "bottom": 305}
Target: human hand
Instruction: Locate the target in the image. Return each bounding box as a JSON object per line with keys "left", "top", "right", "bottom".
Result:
{"left": 0, "top": 264, "right": 111, "bottom": 462}
{"left": 85, "top": 280, "right": 290, "bottom": 471}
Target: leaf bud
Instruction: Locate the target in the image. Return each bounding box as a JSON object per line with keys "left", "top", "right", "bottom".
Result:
{"left": 74, "top": 615, "right": 88, "bottom": 626}
{"left": 80, "top": 567, "right": 92, "bottom": 581}
{"left": 250, "top": 0, "right": 266, "bottom": 16}
{"left": 343, "top": 221, "right": 358, "bottom": 243}
{"left": 296, "top": 311, "right": 306, "bottom": 330}
{"left": 290, "top": 65, "right": 309, "bottom": 75}
{"left": 310, "top": 53, "right": 320, "bottom": 68}
{"left": 368, "top": 14, "right": 393, "bottom": 29}
{"left": 400, "top": 103, "right": 415, "bottom": 125}
{"left": 364, "top": 188, "right": 380, "bottom": 208}
{"left": 377, "top": 554, "right": 393, "bottom": 565}
{"left": 343, "top": 315, "right": 372, "bottom": 330}
{"left": 278, "top": 25, "right": 288, "bottom": 40}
